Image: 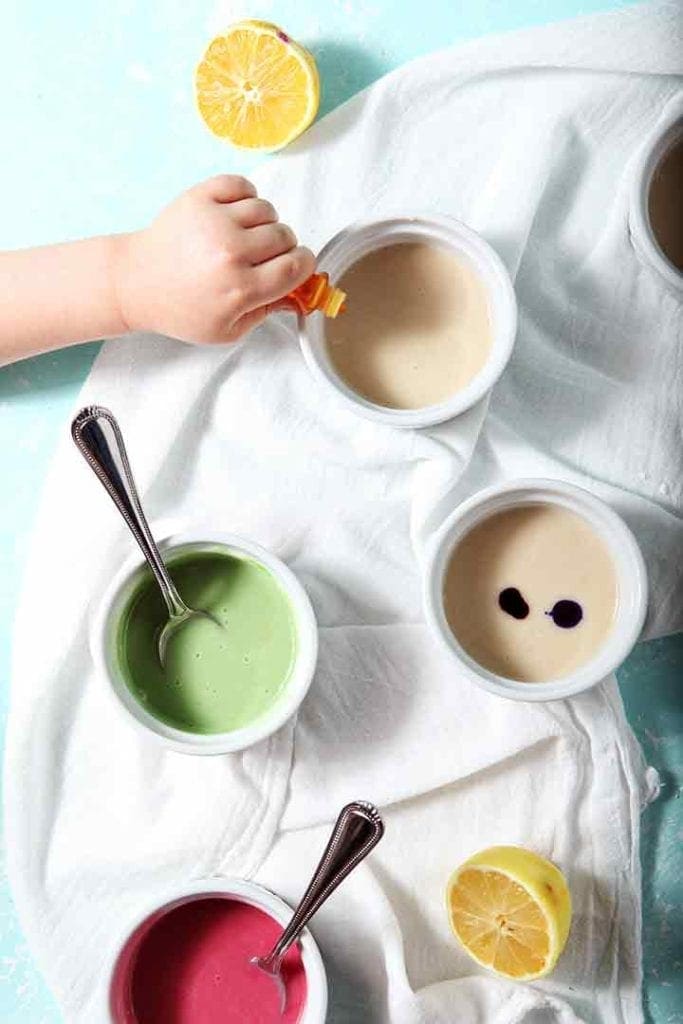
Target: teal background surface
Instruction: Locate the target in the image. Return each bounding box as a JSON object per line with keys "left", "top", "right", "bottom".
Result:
{"left": 0, "top": 1, "right": 680, "bottom": 1021}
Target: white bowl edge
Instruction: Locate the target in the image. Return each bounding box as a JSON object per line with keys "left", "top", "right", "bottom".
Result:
{"left": 628, "top": 100, "right": 683, "bottom": 296}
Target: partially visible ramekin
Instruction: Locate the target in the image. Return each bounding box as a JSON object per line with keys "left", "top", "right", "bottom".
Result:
{"left": 423, "top": 479, "right": 648, "bottom": 702}
{"left": 101, "top": 877, "right": 328, "bottom": 1023}
{"left": 90, "top": 529, "right": 318, "bottom": 755}
{"left": 628, "top": 100, "right": 683, "bottom": 295}
{"left": 299, "top": 214, "right": 517, "bottom": 429}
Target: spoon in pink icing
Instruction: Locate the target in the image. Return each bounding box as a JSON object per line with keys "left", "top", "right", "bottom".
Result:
{"left": 251, "top": 800, "right": 384, "bottom": 1012}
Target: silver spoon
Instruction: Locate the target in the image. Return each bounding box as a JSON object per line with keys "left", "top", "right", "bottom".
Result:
{"left": 252, "top": 800, "right": 384, "bottom": 1012}
{"left": 71, "top": 405, "right": 220, "bottom": 664}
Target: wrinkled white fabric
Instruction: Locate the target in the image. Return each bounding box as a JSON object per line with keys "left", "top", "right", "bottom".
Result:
{"left": 5, "top": 3, "right": 682, "bottom": 1022}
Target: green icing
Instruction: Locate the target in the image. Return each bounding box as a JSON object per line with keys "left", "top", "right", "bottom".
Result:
{"left": 116, "top": 549, "right": 297, "bottom": 735}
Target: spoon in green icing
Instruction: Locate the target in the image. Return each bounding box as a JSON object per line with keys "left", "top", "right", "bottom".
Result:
{"left": 72, "top": 405, "right": 223, "bottom": 664}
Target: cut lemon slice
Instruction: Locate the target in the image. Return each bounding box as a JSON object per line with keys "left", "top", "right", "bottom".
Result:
{"left": 195, "top": 20, "right": 320, "bottom": 150}
{"left": 446, "top": 846, "right": 572, "bottom": 980}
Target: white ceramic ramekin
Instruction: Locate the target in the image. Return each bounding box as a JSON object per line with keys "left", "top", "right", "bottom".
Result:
{"left": 423, "top": 479, "right": 648, "bottom": 701}
{"left": 299, "top": 214, "right": 517, "bottom": 428}
{"left": 629, "top": 101, "right": 683, "bottom": 295}
{"left": 102, "top": 877, "right": 328, "bottom": 1023}
{"left": 90, "top": 529, "right": 318, "bottom": 754}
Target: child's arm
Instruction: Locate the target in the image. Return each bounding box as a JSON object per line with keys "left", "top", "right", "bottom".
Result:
{"left": 0, "top": 235, "right": 126, "bottom": 365}
{"left": 0, "top": 175, "right": 315, "bottom": 367}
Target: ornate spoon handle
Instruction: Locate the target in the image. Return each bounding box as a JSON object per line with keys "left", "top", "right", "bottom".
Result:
{"left": 71, "top": 405, "right": 187, "bottom": 619}
{"left": 260, "top": 801, "right": 384, "bottom": 970}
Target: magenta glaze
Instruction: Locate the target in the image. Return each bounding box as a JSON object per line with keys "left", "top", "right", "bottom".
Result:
{"left": 110, "top": 895, "right": 307, "bottom": 1023}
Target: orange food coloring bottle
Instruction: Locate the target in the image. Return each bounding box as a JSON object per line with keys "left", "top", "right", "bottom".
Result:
{"left": 285, "top": 273, "right": 346, "bottom": 318}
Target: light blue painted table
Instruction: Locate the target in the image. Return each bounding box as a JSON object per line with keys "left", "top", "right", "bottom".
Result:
{"left": 0, "top": 2, "right": 680, "bottom": 1021}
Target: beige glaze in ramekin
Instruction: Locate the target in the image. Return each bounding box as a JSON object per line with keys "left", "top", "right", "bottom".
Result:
{"left": 629, "top": 99, "right": 683, "bottom": 296}
{"left": 299, "top": 213, "right": 517, "bottom": 429}
{"left": 423, "top": 479, "right": 648, "bottom": 702}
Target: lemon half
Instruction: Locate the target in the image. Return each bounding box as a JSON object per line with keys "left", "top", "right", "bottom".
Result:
{"left": 195, "top": 20, "right": 320, "bottom": 150}
{"left": 447, "top": 845, "right": 572, "bottom": 980}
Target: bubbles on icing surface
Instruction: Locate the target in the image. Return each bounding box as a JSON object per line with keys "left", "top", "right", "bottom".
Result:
{"left": 120, "top": 547, "right": 297, "bottom": 733}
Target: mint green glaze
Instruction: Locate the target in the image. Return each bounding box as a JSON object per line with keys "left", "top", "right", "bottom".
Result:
{"left": 116, "top": 549, "right": 297, "bottom": 734}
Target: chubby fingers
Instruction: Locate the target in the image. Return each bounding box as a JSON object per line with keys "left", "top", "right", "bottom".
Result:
{"left": 245, "top": 246, "right": 316, "bottom": 308}
{"left": 218, "top": 246, "right": 315, "bottom": 343}
{"left": 195, "top": 174, "right": 257, "bottom": 203}
{"left": 240, "top": 222, "right": 298, "bottom": 265}
{"left": 229, "top": 197, "right": 278, "bottom": 228}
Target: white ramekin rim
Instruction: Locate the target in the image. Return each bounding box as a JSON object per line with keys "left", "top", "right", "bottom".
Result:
{"left": 100, "top": 876, "right": 328, "bottom": 1024}
{"left": 299, "top": 213, "right": 517, "bottom": 429}
{"left": 423, "top": 478, "right": 648, "bottom": 702}
{"left": 628, "top": 98, "right": 683, "bottom": 295}
{"left": 89, "top": 527, "right": 318, "bottom": 755}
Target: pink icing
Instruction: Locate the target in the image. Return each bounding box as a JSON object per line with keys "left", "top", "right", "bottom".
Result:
{"left": 111, "top": 896, "right": 307, "bottom": 1023}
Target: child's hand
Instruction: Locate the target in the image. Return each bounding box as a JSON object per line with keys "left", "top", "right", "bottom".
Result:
{"left": 0, "top": 174, "right": 311, "bottom": 365}
{"left": 113, "top": 175, "right": 316, "bottom": 344}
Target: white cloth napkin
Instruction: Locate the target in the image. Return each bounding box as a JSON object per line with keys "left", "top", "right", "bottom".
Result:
{"left": 5, "top": 2, "right": 682, "bottom": 1021}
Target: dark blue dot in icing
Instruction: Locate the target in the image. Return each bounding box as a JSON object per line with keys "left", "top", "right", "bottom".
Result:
{"left": 547, "top": 599, "right": 583, "bottom": 629}
{"left": 498, "top": 587, "right": 530, "bottom": 620}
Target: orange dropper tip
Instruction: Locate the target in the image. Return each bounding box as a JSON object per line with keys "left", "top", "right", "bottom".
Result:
{"left": 286, "top": 272, "right": 347, "bottom": 318}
